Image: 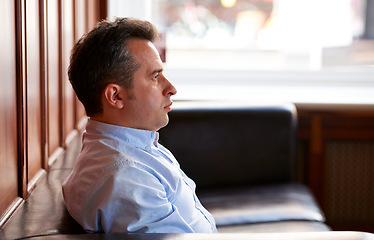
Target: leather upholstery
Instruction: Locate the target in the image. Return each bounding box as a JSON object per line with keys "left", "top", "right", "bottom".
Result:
{"left": 158, "top": 103, "right": 326, "bottom": 229}
{"left": 3, "top": 103, "right": 373, "bottom": 239}
{"left": 199, "top": 183, "right": 325, "bottom": 226}
{"left": 159, "top": 104, "right": 298, "bottom": 190}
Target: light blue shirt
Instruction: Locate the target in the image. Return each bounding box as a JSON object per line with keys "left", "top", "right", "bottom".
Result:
{"left": 62, "top": 119, "right": 217, "bottom": 233}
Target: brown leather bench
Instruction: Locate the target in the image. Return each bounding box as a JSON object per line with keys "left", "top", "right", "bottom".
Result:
{"left": 159, "top": 102, "right": 328, "bottom": 232}
{"left": 1, "top": 164, "right": 373, "bottom": 239}
{"left": 1, "top": 102, "right": 374, "bottom": 240}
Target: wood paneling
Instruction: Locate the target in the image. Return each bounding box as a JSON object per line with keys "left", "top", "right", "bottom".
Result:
{"left": 61, "top": 0, "right": 76, "bottom": 145}
{"left": 0, "top": 0, "right": 19, "bottom": 219}
{"left": 297, "top": 104, "right": 374, "bottom": 232}
{"left": 15, "top": 0, "right": 28, "bottom": 199}
{"left": 47, "top": 0, "right": 62, "bottom": 160}
{"left": 87, "top": 0, "right": 101, "bottom": 29}
{"left": 0, "top": 0, "right": 105, "bottom": 227}
{"left": 25, "top": 0, "right": 43, "bottom": 183}
{"left": 74, "top": 0, "right": 88, "bottom": 126}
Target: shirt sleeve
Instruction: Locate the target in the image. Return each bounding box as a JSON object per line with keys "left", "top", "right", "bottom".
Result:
{"left": 84, "top": 161, "right": 196, "bottom": 233}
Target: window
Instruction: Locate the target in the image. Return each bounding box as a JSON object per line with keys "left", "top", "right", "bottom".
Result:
{"left": 152, "top": 0, "right": 371, "bottom": 70}
{"left": 109, "top": 0, "right": 374, "bottom": 104}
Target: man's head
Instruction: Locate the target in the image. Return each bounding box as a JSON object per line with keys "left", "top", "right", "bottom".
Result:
{"left": 69, "top": 18, "right": 177, "bottom": 131}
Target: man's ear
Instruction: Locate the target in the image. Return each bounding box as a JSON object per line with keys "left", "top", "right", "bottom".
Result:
{"left": 103, "top": 84, "right": 124, "bottom": 109}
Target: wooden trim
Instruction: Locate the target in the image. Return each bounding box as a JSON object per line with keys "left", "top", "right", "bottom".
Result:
{"left": 26, "top": 169, "right": 47, "bottom": 194}
{"left": 99, "top": 0, "right": 108, "bottom": 21}
{"left": 72, "top": 0, "right": 78, "bottom": 129}
{"left": 307, "top": 115, "right": 326, "bottom": 210}
{"left": 298, "top": 108, "right": 374, "bottom": 140}
{"left": 297, "top": 104, "right": 374, "bottom": 228}
{"left": 58, "top": 0, "right": 65, "bottom": 148}
{"left": 77, "top": 116, "right": 88, "bottom": 131}
{"left": 40, "top": 0, "right": 49, "bottom": 170}
{"left": 15, "top": 0, "right": 28, "bottom": 198}
{"left": 65, "top": 129, "right": 78, "bottom": 147}
{"left": 48, "top": 146, "right": 64, "bottom": 167}
{"left": 85, "top": 0, "right": 89, "bottom": 31}
{"left": 0, "top": 198, "right": 24, "bottom": 229}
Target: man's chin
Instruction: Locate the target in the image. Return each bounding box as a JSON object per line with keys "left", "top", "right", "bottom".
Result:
{"left": 157, "top": 117, "right": 169, "bottom": 131}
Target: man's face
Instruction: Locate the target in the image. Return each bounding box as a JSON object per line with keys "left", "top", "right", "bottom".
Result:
{"left": 121, "top": 39, "right": 177, "bottom": 132}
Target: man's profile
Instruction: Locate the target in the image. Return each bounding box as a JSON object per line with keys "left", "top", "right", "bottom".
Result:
{"left": 62, "top": 18, "right": 217, "bottom": 233}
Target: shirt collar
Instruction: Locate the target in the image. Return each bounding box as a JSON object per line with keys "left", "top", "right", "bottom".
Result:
{"left": 85, "top": 119, "right": 159, "bottom": 151}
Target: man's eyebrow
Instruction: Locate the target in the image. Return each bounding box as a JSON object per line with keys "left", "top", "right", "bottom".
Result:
{"left": 150, "top": 68, "right": 163, "bottom": 75}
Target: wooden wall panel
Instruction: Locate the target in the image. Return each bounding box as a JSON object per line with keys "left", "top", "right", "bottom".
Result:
{"left": 47, "top": 0, "right": 62, "bottom": 159}
{"left": 297, "top": 105, "right": 374, "bottom": 232}
{"left": 0, "top": 0, "right": 19, "bottom": 218}
{"left": 87, "top": 0, "right": 100, "bottom": 29}
{"left": 74, "top": 0, "right": 87, "bottom": 41}
{"left": 0, "top": 0, "right": 105, "bottom": 227}
{"left": 74, "top": 0, "right": 88, "bottom": 126}
{"left": 25, "top": 0, "right": 43, "bottom": 183}
{"left": 61, "top": 0, "right": 76, "bottom": 144}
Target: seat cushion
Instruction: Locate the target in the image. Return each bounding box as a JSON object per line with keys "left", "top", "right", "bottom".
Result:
{"left": 198, "top": 183, "right": 325, "bottom": 226}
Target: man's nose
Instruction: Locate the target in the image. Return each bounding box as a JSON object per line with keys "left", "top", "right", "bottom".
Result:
{"left": 163, "top": 77, "right": 177, "bottom": 96}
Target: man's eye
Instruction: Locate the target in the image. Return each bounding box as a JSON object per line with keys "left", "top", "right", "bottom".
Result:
{"left": 152, "top": 74, "right": 159, "bottom": 81}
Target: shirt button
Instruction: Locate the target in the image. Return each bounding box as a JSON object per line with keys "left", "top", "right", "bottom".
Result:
{"left": 145, "top": 146, "right": 151, "bottom": 151}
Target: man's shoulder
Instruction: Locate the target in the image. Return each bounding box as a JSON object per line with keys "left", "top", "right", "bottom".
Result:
{"left": 75, "top": 148, "right": 143, "bottom": 177}
{"left": 65, "top": 132, "right": 179, "bottom": 191}
{"left": 62, "top": 150, "right": 146, "bottom": 203}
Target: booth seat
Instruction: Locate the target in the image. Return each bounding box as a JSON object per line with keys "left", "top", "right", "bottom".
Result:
{"left": 1, "top": 102, "right": 374, "bottom": 240}
{"left": 158, "top": 102, "right": 328, "bottom": 232}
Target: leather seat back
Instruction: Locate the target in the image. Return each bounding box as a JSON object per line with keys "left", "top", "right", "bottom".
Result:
{"left": 159, "top": 103, "right": 298, "bottom": 190}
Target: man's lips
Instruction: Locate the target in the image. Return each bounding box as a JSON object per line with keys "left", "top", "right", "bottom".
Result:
{"left": 164, "top": 101, "right": 173, "bottom": 110}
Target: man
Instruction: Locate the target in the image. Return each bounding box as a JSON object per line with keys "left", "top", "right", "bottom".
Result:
{"left": 62, "top": 18, "right": 217, "bottom": 233}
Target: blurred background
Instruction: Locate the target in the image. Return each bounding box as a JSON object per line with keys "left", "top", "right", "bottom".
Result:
{"left": 109, "top": 0, "right": 374, "bottom": 104}
{"left": 110, "top": 0, "right": 373, "bottom": 71}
